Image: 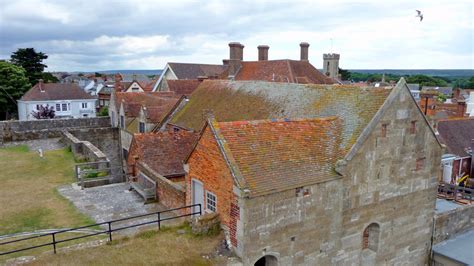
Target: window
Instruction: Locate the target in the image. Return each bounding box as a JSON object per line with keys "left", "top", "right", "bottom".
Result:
{"left": 83, "top": 114, "right": 88, "bottom": 117}
{"left": 120, "top": 115, "right": 125, "bottom": 129}
{"left": 56, "top": 104, "right": 61, "bottom": 111}
{"left": 362, "top": 223, "right": 380, "bottom": 252}
{"left": 206, "top": 191, "right": 217, "bottom": 212}
{"left": 36, "top": 104, "right": 40, "bottom": 110}
{"left": 122, "top": 148, "right": 128, "bottom": 160}
{"left": 61, "top": 103, "right": 67, "bottom": 111}
{"left": 139, "top": 122, "right": 145, "bottom": 133}
{"left": 416, "top": 157, "right": 425, "bottom": 171}
{"left": 410, "top": 121, "right": 417, "bottom": 134}
{"left": 81, "top": 102, "right": 88, "bottom": 109}
{"left": 381, "top": 123, "right": 388, "bottom": 137}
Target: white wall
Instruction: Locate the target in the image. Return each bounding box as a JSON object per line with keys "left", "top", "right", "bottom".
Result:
{"left": 18, "top": 99, "right": 97, "bottom": 121}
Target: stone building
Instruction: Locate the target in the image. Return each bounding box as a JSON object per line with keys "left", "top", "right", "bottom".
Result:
{"left": 323, "top": 53, "right": 340, "bottom": 79}
{"left": 182, "top": 78, "right": 442, "bottom": 265}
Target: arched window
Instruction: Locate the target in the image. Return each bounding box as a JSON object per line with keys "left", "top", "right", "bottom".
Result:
{"left": 362, "top": 223, "right": 380, "bottom": 252}
{"left": 254, "top": 255, "right": 278, "bottom": 266}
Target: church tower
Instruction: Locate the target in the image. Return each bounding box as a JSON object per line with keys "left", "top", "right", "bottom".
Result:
{"left": 323, "top": 53, "right": 340, "bottom": 79}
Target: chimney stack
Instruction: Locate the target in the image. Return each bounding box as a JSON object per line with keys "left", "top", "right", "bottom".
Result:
{"left": 228, "top": 42, "right": 244, "bottom": 78}
{"left": 300, "top": 42, "right": 310, "bottom": 61}
{"left": 38, "top": 79, "right": 44, "bottom": 92}
{"left": 258, "top": 45, "right": 269, "bottom": 61}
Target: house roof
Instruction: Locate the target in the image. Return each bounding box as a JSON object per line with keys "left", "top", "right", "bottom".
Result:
{"left": 130, "top": 130, "right": 199, "bottom": 177}
{"left": 171, "top": 80, "right": 392, "bottom": 153}
{"left": 437, "top": 118, "right": 474, "bottom": 156}
{"left": 166, "top": 80, "right": 201, "bottom": 95}
{"left": 208, "top": 117, "right": 343, "bottom": 197}
{"left": 229, "top": 60, "right": 336, "bottom": 84}
{"left": 20, "top": 82, "right": 96, "bottom": 101}
{"left": 168, "top": 62, "right": 227, "bottom": 79}
{"left": 115, "top": 92, "right": 180, "bottom": 118}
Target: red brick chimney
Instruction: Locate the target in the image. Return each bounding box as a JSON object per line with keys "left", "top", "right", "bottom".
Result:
{"left": 114, "top": 73, "right": 123, "bottom": 92}
{"left": 258, "top": 45, "right": 269, "bottom": 61}
{"left": 300, "top": 42, "right": 310, "bottom": 61}
{"left": 228, "top": 42, "right": 244, "bottom": 78}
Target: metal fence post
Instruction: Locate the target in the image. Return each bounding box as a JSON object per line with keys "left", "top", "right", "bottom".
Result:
{"left": 158, "top": 212, "right": 161, "bottom": 230}
{"left": 108, "top": 222, "right": 112, "bottom": 242}
{"left": 52, "top": 233, "right": 57, "bottom": 254}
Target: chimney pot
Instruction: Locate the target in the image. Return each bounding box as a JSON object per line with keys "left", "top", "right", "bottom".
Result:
{"left": 228, "top": 42, "right": 244, "bottom": 78}
{"left": 300, "top": 42, "right": 310, "bottom": 61}
{"left": 258, "top": 45, "right": 269, "bottom": 61}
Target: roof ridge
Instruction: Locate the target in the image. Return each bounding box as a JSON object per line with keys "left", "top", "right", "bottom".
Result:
{"left": 218, "top": 116, "right": 339, "bottom": 126}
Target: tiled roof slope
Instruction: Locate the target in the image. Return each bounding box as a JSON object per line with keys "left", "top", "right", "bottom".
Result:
{"left": 168, "top": 62, "right": 227, "bottom": 79}
{"left": 166, "top": 80, "right": 201, "bottom": 95}
{"left": 213, "top": 118, "right": 343, "bottom": 196}
{"left": 171, "top": 80, "right": 391, "bottom": 152}
{"left": 437, "top": 118, "right": 474, "bottom": 156}
{"left": 131, "top": 131, "right": 199, "bottom": 177}
{"left": 20, "top": 82, "right": 95, "bottom": 101}
{"left": 115, "top": 92, "right": 180, "bottom": 117}
{"left": 231, "top": 60, "right": 336, "bottom": 84}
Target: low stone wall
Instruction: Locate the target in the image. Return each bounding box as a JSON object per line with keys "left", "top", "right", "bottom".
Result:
{"left": 433, "top": 203, "right": 474, "bottom": 244}
{"left": 62, "top": 131, "right": 107, "bottom": 162}
{"left": 0, "top": 117, "right": 110, "bottom": 143}
{"left": 138, "top": 162, "right": 186, "bottom": 212}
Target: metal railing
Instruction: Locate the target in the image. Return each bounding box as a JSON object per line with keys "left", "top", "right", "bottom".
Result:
{"left": 437, "top": 183, "right": 474, "bottom": 204}
{"left": 0, "top": 204, "right": 201, "bottom": 256}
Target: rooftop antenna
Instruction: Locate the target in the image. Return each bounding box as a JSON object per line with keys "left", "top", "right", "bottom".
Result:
{"left": 330, "top": 38, "right": 333, "bottom": 53}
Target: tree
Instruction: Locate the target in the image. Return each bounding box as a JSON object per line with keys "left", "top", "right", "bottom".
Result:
{"left": 10, "top": 48, "right": 48, "bottom": 85}
{"left": 338, "top": 68, "right": 351, "bottom": 81}
{"left": 406, "top": 75, "right": 448, "bottom": 87}
{"left": 31, "top": 104, "right": 55, "bottom": 119}
{"left": 0, "top": 61, "right": 31, "bottom": 120}
{"left": 42, "top": 72, "right": 59, "bottom": 83}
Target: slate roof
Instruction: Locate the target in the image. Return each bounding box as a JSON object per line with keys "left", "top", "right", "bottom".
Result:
{"left": 210, "top": 117, "right": 343, "bottom": 196}
{"left": 168, "top": 62, "right": 227, "bottom": 79}
{"left": 229, "top": 60, "right": 336, "bottom": 84}
{"left": 437, "top": 118, "right": 474, "bottom": 156}
{"left": 166, "top": 80, "right": 201, "bottom": 96}
{"left": 422, "top": 86, "right": 453, "bottom": 96}
{"left": 171, "top": 80, "right": 391, "bottom": 153}
{"left": 20, "top": 82, "right": 96, "bottom": 101}
{"left": 130, "top": 130, "right": 199, "bottom": 177}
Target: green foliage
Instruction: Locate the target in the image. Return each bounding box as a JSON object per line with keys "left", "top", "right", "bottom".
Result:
{"left": 405, "top": 75, "right": 448, "bottom": 87}
{"left": 98, "top": 106, "right": 109, "bottom": 117}
{"left": 78, "top": 73, "right": 84, "bottom": 77}
{"left": 453, "top": 76, "right": 474, "bottom": 89}
{"left": 437, "top": 94, "right": 447, "bottom": 102}
{"left": 2, "top": 144, "right": 29, "bottom": 153}
{"left": 42, "top": 72, "right": 59, "bottom": 83}
{"left": 349, "top": 72, "right": 402, "bottom": 82}
{"left": 338, "top": 68, "right": 351, "bottom": 81}
{"left": 10, "top": 48, "right": 48, "bottom": 85}
{"left": 94, "top": 72, "right": 103, "bottom": 77}
{"left": 0, "top": 61, "right": 31, "bottom": 119}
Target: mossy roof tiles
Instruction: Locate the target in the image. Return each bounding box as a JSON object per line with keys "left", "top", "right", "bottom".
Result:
{"left": 172, "top": 80, "right": 391, "bottom": 153}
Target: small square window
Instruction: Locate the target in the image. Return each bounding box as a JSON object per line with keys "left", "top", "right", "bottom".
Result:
{"left": 56, "top": 104, "right": 61, "bottom": 111}
{"left": 82, "top": 102, "right": 88, "bottom": 109}
{"left": 206, "top": 191, "right": 217, "bottom": 212}
{"left": 62, "top": 103, "right": 67, "bottom": 111}
{"left": 416, "top": 157, "right": 425, "bottom": 171}
{"left": 139, "top": 122, "right": 145, "bottom": 133}
{"left": 120, "top": 115, "right": 125, "bottom": 129}
{"left": 381, "top": 123, "right": 388, "bottom": 137}
{"left": 410, "top": 121, "right": 417, "bottom": 134}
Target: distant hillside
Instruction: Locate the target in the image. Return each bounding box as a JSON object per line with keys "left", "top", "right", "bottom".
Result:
{"left": 348, "top": 69, "right": 473, "bottom": 79}
{"left": 96, "top": 69, "right": 163, "bottom": 75}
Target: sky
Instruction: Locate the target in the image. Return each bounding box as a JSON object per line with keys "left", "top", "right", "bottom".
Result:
{"left": 0, "top": 0, "right": 473, "bottom": 72}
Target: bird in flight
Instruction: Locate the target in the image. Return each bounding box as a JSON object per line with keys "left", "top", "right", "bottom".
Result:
{"left": 416, "top": 10, "right": 423, "bottom": 21}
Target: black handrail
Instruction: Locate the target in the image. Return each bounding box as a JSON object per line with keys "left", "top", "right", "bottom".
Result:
{"left": 0, "top": 203, "right": 201, "bottom": 256}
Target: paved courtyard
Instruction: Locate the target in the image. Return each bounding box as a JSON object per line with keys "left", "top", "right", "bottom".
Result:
{"left": 58, "top": 183, "right": 183, "bottom": 235}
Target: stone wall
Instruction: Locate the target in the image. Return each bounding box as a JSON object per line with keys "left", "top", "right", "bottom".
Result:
{"left": 62, "top": 131, "right": 107, "bottom": 162}
{"left": 0, "top": 117, "right": 110, "bottom": 143}
{"left": 240, "top": 180, "right": 343, "bottom": 265}
{"left": 433, "top": 203, "right": 474, "bottom": 244}
{"left": 66, "top": 127, "right": 123, "bottom": 183}
{"left": 336, "top": 83, "right": 443, "bottom": 265}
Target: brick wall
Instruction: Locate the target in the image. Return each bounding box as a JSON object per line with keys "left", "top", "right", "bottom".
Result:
{"left": 186, "top": 127, "right": 236, "bottom": 228}
{"left": 138, "top": 162, "right": 186, "bottom": 213}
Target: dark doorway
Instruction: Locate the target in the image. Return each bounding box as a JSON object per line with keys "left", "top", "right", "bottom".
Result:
{"left": 254, "top": 255, "right": 278, "bottom": 266}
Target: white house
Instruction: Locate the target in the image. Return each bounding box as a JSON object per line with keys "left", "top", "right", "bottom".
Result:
{"left": 18, "top": 80, "right": 97, "bottom": 121}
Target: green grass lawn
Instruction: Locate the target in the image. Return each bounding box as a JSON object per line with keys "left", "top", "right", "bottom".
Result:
{"left": 0, "top": 145, "right": 96, "bottom": 235}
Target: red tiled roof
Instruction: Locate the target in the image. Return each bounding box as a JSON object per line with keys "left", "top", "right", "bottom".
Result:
{"left": 212, "top": 117, "right": 343, "bottom": 196}
{"left": 129, "top": 130, "right": 199, "bottom": 177}
{"left": 437, "top": 118, "right": 474, "bottom": 156}
{"left": 20, "top": 82, "right": 95, "bottom": 101}
{"left": 115, "top": 92, "right": 180, "bottom": 118}
{"left": 224, "top": 60, "right": 336, "bottom": 84}
{"left": 166, "top": 80, "right": 201, "bottom": 96}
